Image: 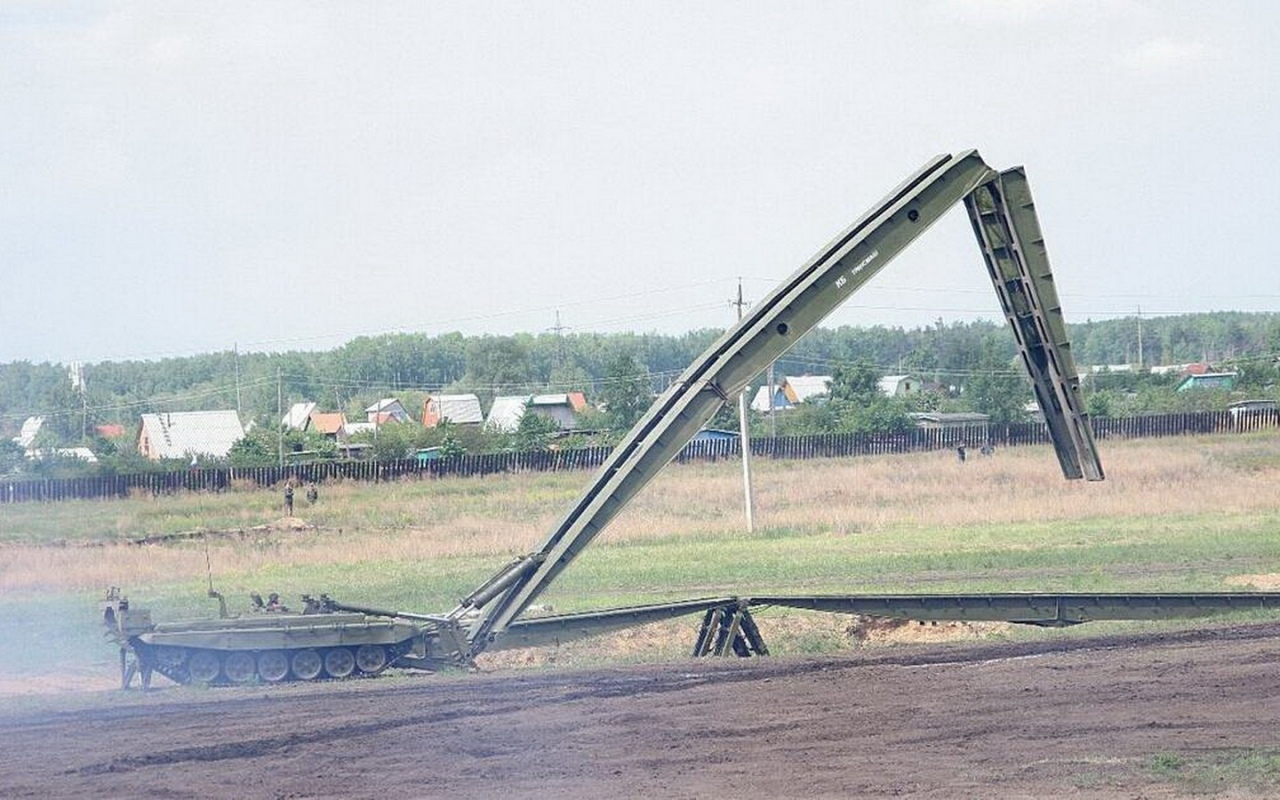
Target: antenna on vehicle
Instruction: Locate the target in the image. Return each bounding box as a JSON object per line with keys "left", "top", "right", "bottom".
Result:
{"left": 203, "top": 533, "right": 228, "bottom": 618}
{"left": 204, "top": 533, "right": 214, "bottom": 595}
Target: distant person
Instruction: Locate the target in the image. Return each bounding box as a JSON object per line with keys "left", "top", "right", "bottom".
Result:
{"left": 306, "top": 482, "right": 318, "bottom": 505}
{"left": 956, "top": 445, "right": 967, "bottom": 463}
{"left": 284, "top": 483, "right": 294, "bottom": 516}
{"left": 980, "top": 442, "right": 994, "bottom": 457}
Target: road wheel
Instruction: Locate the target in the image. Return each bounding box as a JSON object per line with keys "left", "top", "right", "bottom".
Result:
{"left": 323, "top": 647, "right": 356, "bottom": 679}
{"left": 223, "top": 652, "right": 256, "bottom": 683}
{"left": 257, "top": 651, "right": 290, "bottom": 683}
{"left": 188, "top": 650, "right": 221, "bottom": 683}
{"left": 156, "top": 647, "right": 185, "bottom": 670}
{"left": 355, "top": 644, "right": 388, "bottom": 674}
{"left": 291, "top": 649, "right": 323, "bottom": 680}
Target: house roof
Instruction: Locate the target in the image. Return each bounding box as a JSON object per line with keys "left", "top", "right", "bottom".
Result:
{"left": 137, "top": 411, "right": 244, "bottom": 460}
{"left": 908, "top": 411, "right": 991, "bottom": 425}
{"left": 486, "top": 395, "right": 532, "bottom": 433}
{"left": 365, "top": 398, "right": 406, "bottom": 413}
{"left": 485, "top": 393, "right": 590, "bottom": 432}
{"left": 342, "top": 421, "right": 377, "bottom": 437}
{"left": 1175, "top": 372, "right": 1237, "bottom": 391}
{"left": 877, "top": 375, "right": 919, "bottom": 396}
{"left": 15, "top": 416, "right": 43, "bottom": 449}
{"left": 365, "top": 398, "right": 410, "bottom": 423}
{"left": 423, "top": 394, "right": 484, "bottom": 426}
{"left": 750, "top": 385, "right": 789, "bottom": 412}
{"left": 750, "top": 386, "right": 772, "bottom": 412}
{"left": 95, "top": 423, "right": 127, "bottom": 439}
{"left": 309, "top": 412, "right": 347, "bottom": 436}
{"left": 282, "top": 401, "right": 317, "bottom": 430}
{"left": 31, "top": 446, "right": 98, "bottom": 463}
{"left": 530, "top": 393, "right": 576, "bottom": 408}
{"left": 692, "top": 428, "right": 739, "bottom": 441}
{"left": 783, "top": 375, "right": 832, "bottom": 404}
{"left": 1229, "top": 399, "right": 1277, "bottom": 411}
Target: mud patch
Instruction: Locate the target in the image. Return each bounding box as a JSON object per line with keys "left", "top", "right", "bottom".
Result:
{"left": 1225, "top": 573, "right": 1280, "bottom": 590}
{"left": 4, "top": 623, "right": 1280, "bottom": 799}
{"left": 0, "top": 671, "right": 117, "bottom": 696}
{"left": 846, "top": 614, "right": 1011, "bottom": 644}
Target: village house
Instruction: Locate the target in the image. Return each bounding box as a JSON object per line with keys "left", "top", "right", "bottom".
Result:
{"left": 307, "top": 412, "right": 348, "bottom": 440}
{"left": 281, "top": 401, "right": 318, "bottom": 431}
{"left": 751, "top": 373, "right": 919, "bottom": 413}
{"left": 782, "top": 375, "right": 833, "bottom": 405}
{"left": 422, "top": 394, "right": 484, "bottom": 427}
{"left": 877, "top": 374, "right": 921, "bottom": 397}
{"left": 1176, "top": 372, "right": 1237, "bottom": 392}
{"left": 137, "top": 410, "right": 244, "bottom": 461}
{"left": 908, "top": 411, "right": 990, "bottom": 431}
{"left": 750, "top": 384, "right": 788, "bottom": 413}
{"left": 365, "top": 398, "right": 412, "bottom": 424}
{"left": 486, "top": 393, "right": 589, "bottom": 433}
{"left": 13, "top": 416, "right": 43, "bottom": 451}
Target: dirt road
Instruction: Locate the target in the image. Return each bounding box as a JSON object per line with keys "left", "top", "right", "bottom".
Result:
{"left": 2, "top": 623, "right": 1278, "bottom": 799}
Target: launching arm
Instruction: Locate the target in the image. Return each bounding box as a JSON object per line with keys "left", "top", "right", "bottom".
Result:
{"left": 452, "top": 150, "right": 1103, "bottom": 657}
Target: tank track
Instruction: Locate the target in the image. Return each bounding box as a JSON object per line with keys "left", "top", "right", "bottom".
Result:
{"left": 132, "top": 639, "right": 417, "bottom": 686}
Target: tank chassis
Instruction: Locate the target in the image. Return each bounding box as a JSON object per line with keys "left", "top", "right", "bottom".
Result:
{"left": 104, "top": 151, "right": 1280, "bottom": 687}
{"left": 102, "top": 588, "right": 433, "bottom": 688}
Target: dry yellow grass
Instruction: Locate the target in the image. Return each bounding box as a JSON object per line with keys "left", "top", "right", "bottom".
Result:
{"left": 2, "top": 434, "right": 1278, "bottom": 595}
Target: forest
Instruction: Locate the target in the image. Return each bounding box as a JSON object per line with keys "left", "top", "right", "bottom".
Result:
{"left": 1, "top": 311, "right": 1277, "bottom": 476}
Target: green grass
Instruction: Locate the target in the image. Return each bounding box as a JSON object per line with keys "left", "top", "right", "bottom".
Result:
{"left": 1145, "top": 749, "right": 1280, "bottom": 794}
{"left": 0, "top": 470, "right": 585, "bottom": 545}
{"left": 3, "top": 435, "right": 1280, "bottom": 687}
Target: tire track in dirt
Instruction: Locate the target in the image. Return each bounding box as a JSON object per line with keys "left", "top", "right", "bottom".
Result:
{"left": 17, "top": 622, "right": 1280, "bottom": 793}
{"left": 73, "top": 703, "right": 528, "bottom": 775}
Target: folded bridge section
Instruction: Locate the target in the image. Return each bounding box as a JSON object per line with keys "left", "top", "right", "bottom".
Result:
{"left": 455, "top": 150, "right": 1107, "bottom": 658}
{"left": 494, "top": 593, "right": 1280, "bottom": 658}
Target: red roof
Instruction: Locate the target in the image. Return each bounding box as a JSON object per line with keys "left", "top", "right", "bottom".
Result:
{"left": 309, "top": 412, "right": 347, "bottom": 435}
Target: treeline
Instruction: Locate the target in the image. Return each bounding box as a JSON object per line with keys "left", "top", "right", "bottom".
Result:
{"left": 3, "top": 312, "right": 1278, "bottom": 450}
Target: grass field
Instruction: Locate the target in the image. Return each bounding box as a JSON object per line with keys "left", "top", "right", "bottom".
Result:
{"left": 2, "top": 432, "right": 1279, "bottom": 687}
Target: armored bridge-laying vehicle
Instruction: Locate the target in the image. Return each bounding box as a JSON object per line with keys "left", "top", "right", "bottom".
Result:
{"left": 104, "top": 150, "right": 1280, "bottom": 688}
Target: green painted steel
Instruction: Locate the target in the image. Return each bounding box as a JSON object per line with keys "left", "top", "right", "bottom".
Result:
{"left": 472, "top": 592, "right": 1280, "bottom": 655}
{"left": 751, "top": 592, "right": 1280, "bottom": 626}
{"left": 454, "top": 150, "right": 1105, "bottom": 657}
{"left": 965, "top": 169, "right": 1103, "bottom": 480}
{"left": 495, "top": 597, "right": 740, "bottom": 651}
{"left": 105, "top": 152, "right": 1135, "bottom": 685}
{"left": 102, "top": 591, "right": 425, "bottom": 686}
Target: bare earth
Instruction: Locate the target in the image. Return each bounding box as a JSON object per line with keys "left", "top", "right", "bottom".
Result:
{"left": 2, "top": 623, "right": 1278, "bottom": 799}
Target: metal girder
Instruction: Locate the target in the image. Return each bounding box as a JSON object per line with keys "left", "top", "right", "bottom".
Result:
{"left": 452, "top": 150, "right": 1107, "bottom": 658}
{"left": 965, "top": 170, "right": 1103, "bottom": 481}
{"left": 439, "top": 592, "right": 1280, "bottom": 664}
{"left": 750, "top": 592, "right": 1280, "bottom": 627}
{"left": 492, "top": 597, "right": 740, "bottom": 651}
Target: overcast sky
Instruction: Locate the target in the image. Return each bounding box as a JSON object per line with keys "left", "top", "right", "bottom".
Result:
{"left": 2, "top": 1, "right": 1277, "bottom": 365}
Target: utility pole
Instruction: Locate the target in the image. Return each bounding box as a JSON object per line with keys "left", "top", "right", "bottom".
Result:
{"left": 276, "top": 367, "right": 284, "bottom": 469}
{"left": 76, "top": 363, "right": 87, "bottom": 440}
{"left": 552, "top": 310, "right": 564, "bottom": 377}
{"left": 732, "top": 278, "right": 755, "bottom": 534}
{"left": 1136, "top": 306, "right": 1144, "bottom": 369}
{"left": 766, "top": 361, "right": 776, "bottom": 438}
{"left": 233, "top": 343, "right": 242, "bottom": 418}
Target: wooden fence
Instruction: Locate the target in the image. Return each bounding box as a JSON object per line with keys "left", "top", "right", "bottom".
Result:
{"left": 3, "top": 408, "right": 1276, "bottom": 504}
